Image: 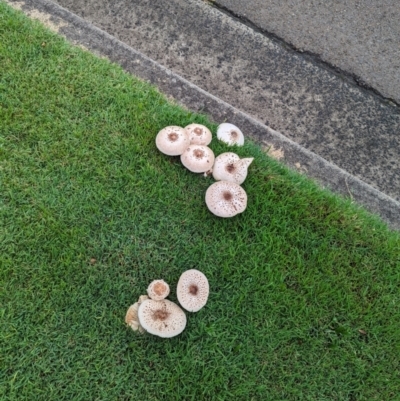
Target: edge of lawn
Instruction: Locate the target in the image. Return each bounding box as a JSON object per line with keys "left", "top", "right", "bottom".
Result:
{"left": 4, "top": 0, "right": 400, "bottom": 230}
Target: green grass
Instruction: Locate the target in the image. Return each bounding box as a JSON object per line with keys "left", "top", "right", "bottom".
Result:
{"left": 1, "top": 3, "right": 399, "bottom": 400}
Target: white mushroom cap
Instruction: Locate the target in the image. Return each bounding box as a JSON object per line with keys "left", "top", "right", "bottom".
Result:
{"left": 177, "top": 269, "right": 209, "bottom": 312}
{"left": 205, "top": 181, "right": 247, "bottom": 218}
{"left": 212, "top": 152, "right": 254, "bottom": 185}
{"left": 185, "top": 123, "right": 212, "bottom": 146}
{"left": 147, "top": 279, "right": 170, "bottom": 301}
{"left": 155, "top": 126, "right": 190, "bottom": 156}
{"left": 216, "top": 123, "right": 245, "bottom": 146}
{"left": 180, "top": 145, "right": 215, "bottom": 173}
{"left": 138, "top": 299, "right": 187, "bottom": 338}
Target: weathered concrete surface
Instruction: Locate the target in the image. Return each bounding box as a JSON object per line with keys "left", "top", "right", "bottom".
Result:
{"left": 48, "top": 0, "right": 400, "bottom": 203}
{"left": 215, "top": 0, "right": 400, "bottom": 105}
{"left": 6, "top": 0, "right": 400, "bottom": 229}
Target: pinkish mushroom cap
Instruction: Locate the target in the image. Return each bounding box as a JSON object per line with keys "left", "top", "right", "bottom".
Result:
{"left": 205, "top": 181, "right": 247, "bottom": 218}
{"left": 185, "top": 123, "right": 212, "bottom": 146}
{"left": 180, "top": 145, "right": 215, "bottom": 173}
{"left": 147, "top": 279, "right": 170, "bottom": 301}
{"left": 177, "top": 269, "right": 209, "bottom": 312}
{"left": 138, "top": 299, "right": 187, "bottom": 338}
{"left": 216, "top": 123, "right": 245, "bottom": 146}
{"left": 212, "top": 152, "right": 254, "bottom": 185}
{"left": 156, "top": 126, "right": 190, "bottom": 156}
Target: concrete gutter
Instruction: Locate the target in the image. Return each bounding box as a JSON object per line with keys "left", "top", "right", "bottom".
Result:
{"left": 5, "top": 0, "right": 400, "bottom": 229}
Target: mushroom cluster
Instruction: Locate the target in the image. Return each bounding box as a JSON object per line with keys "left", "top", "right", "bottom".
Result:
{"left": 155, "top": 122, "right": 253, "bottom": 217}
{"left": 125, "top": 270, "right": 209, "bottom": 338}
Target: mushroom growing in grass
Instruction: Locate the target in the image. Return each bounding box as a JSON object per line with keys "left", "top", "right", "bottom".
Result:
{"left": 177, "top": 269, "right": 209, "bottom": 312}
{"left": 156, "top": 126, "right": 190, "bottom": 156}
{"left": 217, "top": 123, "right": 245, "bottom": 146}
{"left": 212, "top": 152, "right": 254, "bottom": 185}
{"left": 147, "top": 279, "right": 170, "bottom": 301}
{"left": 125, "top": 295, "right": 149, "bottom": 333}
{"left": 125, "top": 302, "right": 143, "bottom": 332}
{"left": 185, "top": 123, "right": 212, "bottom": 146}
{"left": 138, "top": 299, "right": 187, "bottom": 338}
{"left": 181, "top": 145, "right": 215, "bottom": 173}
{"left": 205, "top": 180, "right": 247, "bottom": 218}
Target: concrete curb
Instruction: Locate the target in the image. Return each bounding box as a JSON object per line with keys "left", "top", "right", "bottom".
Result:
{"left": 7, "top": 0, "right": 400, "bottom": 230}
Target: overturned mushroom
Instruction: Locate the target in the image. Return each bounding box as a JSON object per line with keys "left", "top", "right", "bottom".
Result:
{"left": 177, "top": 269, "right": 209, "bottom": 312}
{"left": 147, "top": 279, "right": 170, "bottom": 301}
{"left": 216, "top": 123, "right": 245, "bottom": 146}
{"left": 205, "top": 180, "right": 247, "bottom": 218}
{"left": 125, "top": 294, "right": 149, "bottom": 333}
{"left": 156, "top": 126, "right": 190, "bottom": 156}
{"left": 185, "top": 123, "right": 212, "bottom": 146}
{"left": 125, "top": 302, "right": 141, "bottom": 331}
{"left": 138, "top": 299, "right": 187, "bottom": 338}
{"left": 181, "top": 145, "right": 215, "bottom": 173}
{"left": 212, "top": 152, "right": 254, "bottom": 185}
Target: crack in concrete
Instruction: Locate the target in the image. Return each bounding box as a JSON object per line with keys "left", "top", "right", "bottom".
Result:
{"left": 211, "top": 0, "right": 400, "bottom": 111}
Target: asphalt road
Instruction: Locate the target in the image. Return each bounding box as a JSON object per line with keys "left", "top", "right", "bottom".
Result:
{"left": 215, "top": 0, "right": 400, "bottom": 105}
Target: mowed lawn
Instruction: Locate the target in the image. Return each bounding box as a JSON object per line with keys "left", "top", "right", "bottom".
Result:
{"left": 0, "top": 3, "right": 399, "bottom": 400}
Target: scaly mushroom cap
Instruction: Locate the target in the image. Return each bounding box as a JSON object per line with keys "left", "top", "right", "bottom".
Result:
{"left": 216, "top": 123, "right": 245, "bottom": 146}
{"left": 138, "top": 299, "right": 187, "bottom": 338}
{"left": 212, "top": 152, "right": 254, "bottom": 185}
{"left": 147, "top": 279, "right": 170, "bottom": 301}
{"left": 156, "top": 126, "right": 190, "bottom": 156}
{"left": 180, "top": 145, "right": 215, "bottom": 173}
{"left": 177, "top": 269, "right": 209, "bottom": 312}
{"left": 185, "top": 123, "right": 212, "bottom": 146}
{"left": 205, "top": 181, "right": 247, "bottom": 218}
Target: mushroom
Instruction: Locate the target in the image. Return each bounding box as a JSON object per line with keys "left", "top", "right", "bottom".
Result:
{"left": 147, "top": 279, "right": 170, "bottom": 301}
{"left": 138, "top": 294, "right": 149, "bottom": 304}
{"left": 125, "top": 295, "right": 149, "bottom": 333}
{"left": 212, "top": 152, "right": 254, "bottom": 185}
{"left": 155, "top": 126, "right": 190, "bottom": 156}
{"left": 205, "top": 180, "right": 247, "bottom": 217}
{"left": 185, "top": 123, "right": 212, "bottom": 146}
{"left": 125, "top": 302, "right": 141, "bottom": 331}
{"left": 181, "top": 145, "right": 215, "bottom": 173}
{"left": 216, "top": 123, "right": 245, "bottom": 146}
{"left": 138, "top": 299, "right": 187, "bottom": 338}
{"left": 177, "top": 269, "right": 209, "bottom": 312}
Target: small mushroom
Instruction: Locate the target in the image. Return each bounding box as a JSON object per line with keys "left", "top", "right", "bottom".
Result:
{"left": 212, "top": 152, "right": 254, "bottom": 185}
{"left": 185, "top": 123, "right": 212, "bottom": 146}
{"left": 205, "top": 180, "right": 247, "bottom": 217}
{"left": 155, "top": 126, "right": 190, "bottom": 156}
{"left": 125, "top": 302, "right": 140, "bottom": 331}
{"left": 125, "top": 295, "right": 149, "bottom": 333}
{"left": 138, "top": 294, "right": 149, "bottom": 304}
{"left": 177, "top": 269, "right": 209, "bottom": 312}
{"left": 181, "top": 145, "right": 215, "bottom": 173}
{"left": 216, "top": 123, "right": 245, "bottom": 146}
{"left": 138, "top": 299, "right": 187, "bottom": 338}
{"left": 147, "top": 279, "right": 170, "bottom": 301}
